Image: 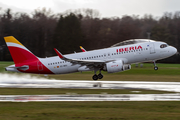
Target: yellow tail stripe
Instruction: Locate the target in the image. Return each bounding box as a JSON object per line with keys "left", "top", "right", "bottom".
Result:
{"left": 4, "top": 36, "right": 24, "bottom": 47}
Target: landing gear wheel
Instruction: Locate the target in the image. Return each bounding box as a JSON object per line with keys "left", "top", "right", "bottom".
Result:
{"left": 153, "top": 61, "right": 158, "bottom": 71}
{"left": 92, "top": 74, "right": 98, "bottom": 81}
{"left": 154, "top": 66, "right": 158, "bottom": 70}
{"left": 98, "top": 73, "right": 103, "bottom": 79}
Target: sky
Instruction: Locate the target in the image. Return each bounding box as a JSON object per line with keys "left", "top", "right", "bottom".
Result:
{"left": 0, "top": 0, "right": 180, "bottom": 18}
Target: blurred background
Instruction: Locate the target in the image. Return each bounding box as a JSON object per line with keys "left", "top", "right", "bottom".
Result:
{"left": 0, "top": 0, "right": 180, "bottom": 63}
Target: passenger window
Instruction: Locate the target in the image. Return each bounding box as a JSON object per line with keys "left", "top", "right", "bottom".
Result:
{"left": 160, "top": 44, "right": 168, "bottom": 48}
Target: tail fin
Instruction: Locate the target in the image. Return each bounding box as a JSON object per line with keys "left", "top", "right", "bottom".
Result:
{"left": 4, "top": 36, "right": 38, "bottom": 65}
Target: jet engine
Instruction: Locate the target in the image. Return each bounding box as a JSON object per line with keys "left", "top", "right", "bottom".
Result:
{"left": 104, "top": 60, "right": 131, "bottom": 73}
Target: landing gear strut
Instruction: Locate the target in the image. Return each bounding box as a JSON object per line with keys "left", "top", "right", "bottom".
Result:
{"left": 153, "top": 61, "right": 158, "bottom": 70}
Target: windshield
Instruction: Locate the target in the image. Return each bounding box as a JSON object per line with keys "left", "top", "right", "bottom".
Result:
{"left": 111, "top": 39, "right": 155, "bottom": 47}
{"left": 160, "top": 44, "right": 168, "bottom": 48}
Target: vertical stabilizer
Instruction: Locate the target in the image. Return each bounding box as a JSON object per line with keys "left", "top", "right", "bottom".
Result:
{"left": 4, "top": 36, "right": 38, "bottom": 65}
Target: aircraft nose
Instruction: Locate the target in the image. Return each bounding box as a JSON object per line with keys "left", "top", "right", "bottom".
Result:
{"left": 171, "top": 46, "right": 177, "bottom": 55}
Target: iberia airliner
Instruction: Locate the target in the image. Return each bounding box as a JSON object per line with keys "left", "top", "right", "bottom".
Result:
{"left": 4, "top": 36, "right": 177, "bottom": 80}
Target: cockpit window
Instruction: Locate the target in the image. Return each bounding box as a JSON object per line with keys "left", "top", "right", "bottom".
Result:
{"left": 160, "top": 44, "right": 168, "bottom": 48}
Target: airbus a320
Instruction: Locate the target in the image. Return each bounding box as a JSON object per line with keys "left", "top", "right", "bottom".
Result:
{"left": 4, "top": 36, "right": 177, "bottom": 80}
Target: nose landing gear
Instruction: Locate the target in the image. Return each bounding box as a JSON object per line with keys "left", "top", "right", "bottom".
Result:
{"left": 153, "top": 61, "right": 158, "bottom": 70}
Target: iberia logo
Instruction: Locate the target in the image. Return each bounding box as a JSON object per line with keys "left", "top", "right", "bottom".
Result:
{"left": 111, "top": 65, "right": 118, "bottom": 67}
{"left": 116, "top": 45, "right": 142, "bottom": 52}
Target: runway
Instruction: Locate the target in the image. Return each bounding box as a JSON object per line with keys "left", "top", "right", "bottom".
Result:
{"left": 0, "top": 94, "right": 180, "bottom": 102}
{"left": 1, "top": 73, "right": 180, "bottom": 101}
{"left": 1, "top": 79, "right": 180, "bottom": 92}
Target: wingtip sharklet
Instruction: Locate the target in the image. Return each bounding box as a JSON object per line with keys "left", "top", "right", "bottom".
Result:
{"left": 54, "top": 48, "right": 64, "bottom": 59}
{"left": 80, "top": 46, "right": 86, "bottom": 52}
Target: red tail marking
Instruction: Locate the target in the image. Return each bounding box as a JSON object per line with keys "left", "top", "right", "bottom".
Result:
{"left": 8, "top": 47, "right": 37, "bottom": 64}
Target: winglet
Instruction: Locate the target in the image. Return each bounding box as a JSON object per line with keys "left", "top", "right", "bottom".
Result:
{"left": 54, "top": 48, "right": 64, "bottom": 58}
{"left": 54, "top": 48, "right": 70, "bottom": 61}
{"left": 80, "top": 46, "right": 86, "bottom": 52}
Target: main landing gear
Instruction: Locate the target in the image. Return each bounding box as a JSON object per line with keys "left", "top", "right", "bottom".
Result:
{"left": 92, "top": 70, "right": 103, "bottom": 81}
{"left": 153, "top": 61, "right": 158, "bottom": 70}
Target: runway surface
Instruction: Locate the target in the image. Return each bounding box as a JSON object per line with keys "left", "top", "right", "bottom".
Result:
{"left": 0, "top": 94, "right": 180, "bottom": 102}
{"left": 1, "top": 79, "right": 180, "bottom": 92}
{"left": 1, "top": 73, "right": 180, "bottom": 101}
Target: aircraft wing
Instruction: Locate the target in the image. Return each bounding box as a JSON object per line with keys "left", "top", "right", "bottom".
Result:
{"left": 54, "top": 48, "right": 111, "bottom": 67}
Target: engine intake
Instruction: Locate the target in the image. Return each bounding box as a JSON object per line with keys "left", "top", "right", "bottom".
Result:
{"left": 104, "top": 60, "right": 131, "bottom": 73}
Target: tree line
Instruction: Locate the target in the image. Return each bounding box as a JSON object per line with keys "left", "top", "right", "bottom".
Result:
{"left": 0, "top": 8, "right": 179, "bottom": 63}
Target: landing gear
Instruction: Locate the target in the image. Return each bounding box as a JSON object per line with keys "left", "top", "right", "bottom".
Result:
{"left": 154, "top": 66, "right": 158, "bottom": 70}
{"left": 98, "top": 73, "right": 103, "bottom": 79}
{"left": 92, "top": 69, "right": 104, "bottom": 80}
{"left": 92, "top": 74, "right": 98, "bottom": 80}
{"left": 153, "top": 61, "right": 158, "bottom": 70}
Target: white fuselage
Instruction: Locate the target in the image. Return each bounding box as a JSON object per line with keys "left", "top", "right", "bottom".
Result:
{"left": 38, "top": 41, "right": 177, "bottom": 74}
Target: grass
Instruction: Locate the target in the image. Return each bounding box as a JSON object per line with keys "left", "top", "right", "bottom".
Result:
{"left": 0, "top": 61, "right": 13, "bottom": 72}
{"left": 0, "top": 102, "right": 180, "bottom": 120}
{"left": 1, "top": 62, "right": 180, "bottom": 120}
{"left": 0, "top": 88, "right": 173, "bottom": 95}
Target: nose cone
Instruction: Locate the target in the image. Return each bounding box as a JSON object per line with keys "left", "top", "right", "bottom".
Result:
{"left": 171, "top": 47, "right": 177, "bottom": 55}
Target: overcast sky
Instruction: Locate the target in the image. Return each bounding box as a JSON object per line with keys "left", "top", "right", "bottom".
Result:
{"left": 0, "top": 0, "right": 180, "bottom": 18}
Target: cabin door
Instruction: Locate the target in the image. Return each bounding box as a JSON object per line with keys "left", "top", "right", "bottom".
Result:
{"left": 149, "top": 43, "right": 155, "bottom": 54}
{"left": 37, "top": 61, "right": 43, "bottom": 71}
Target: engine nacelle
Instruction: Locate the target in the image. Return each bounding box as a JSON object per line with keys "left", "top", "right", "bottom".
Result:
{"left": 122, "top": 64, "right": 131, "bottom": 71}
{"left": 104, "top": 60, "right": 131, "bottom": 73}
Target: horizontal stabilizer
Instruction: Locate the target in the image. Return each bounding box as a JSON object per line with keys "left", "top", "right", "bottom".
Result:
{"left": 5, "top": 65, "right": 29, "bottom": 71}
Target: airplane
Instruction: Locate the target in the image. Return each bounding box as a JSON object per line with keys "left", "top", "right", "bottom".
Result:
{"left": 4, "top": 36, "right": 177, "bottom": 80}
